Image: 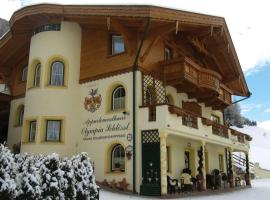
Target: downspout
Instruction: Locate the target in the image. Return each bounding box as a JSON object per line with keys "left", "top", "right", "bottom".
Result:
{"left": 132, "top": 17, "right": 151, "bottom": 193}
{"left": 231, "top": 92, "right": 252, "bottom": 104}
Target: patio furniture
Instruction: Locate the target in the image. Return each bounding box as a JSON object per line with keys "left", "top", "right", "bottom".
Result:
{"left": 167, "top": 176, "right": 181, "bottom": 194}
{"left": 206, "top": 169, "right": 222, "bottom": 190}
{"left": 180, "top": 168, "right": 194, "bottom": 192}
{"left": 221, "top": 173, "right": 228, "bottom": 188}
{"left": 235, "top": 176, "right": 241, "bottom": 186}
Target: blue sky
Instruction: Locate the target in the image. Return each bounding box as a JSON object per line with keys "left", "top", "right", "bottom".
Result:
{"left": 240, "top": 64, "right": 270, "bottom": 121}
{"left": 1, "top": 0, "right": 270, "bottom": 129}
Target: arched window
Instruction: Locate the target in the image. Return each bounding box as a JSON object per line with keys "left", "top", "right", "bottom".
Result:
{"left": 111, "top": 144, "right": 125, "bottom": 172}
{"left": 18, "top": 106, "right": 24, "bottom": 126}
{"left": 112, "top": 86, "right": 125, "bottom": 110}
{"left": 166, "top": 95, "right": 174, "bottom": 105}
{"left": 50, "top": 61, "right": 64, "bottom": 86}
{"left": 34, "top": 63, "right": 41, "bottom": 86}
{"left": 21, "top": 66, "right": 28, "bottom": 82}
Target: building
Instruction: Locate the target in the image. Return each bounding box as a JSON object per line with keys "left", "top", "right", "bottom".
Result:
{"left": 0, "top": 4, "right": 252, "bottom": 196}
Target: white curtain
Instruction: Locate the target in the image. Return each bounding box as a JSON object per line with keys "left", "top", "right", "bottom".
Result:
{"left": 112, "top": 86, "right": 125, "bottom": 110}
{"left": 29, "top": 121, "right": 36, "bottom": 142}
{"left": 46, "top": 121, "right": 61, "bottom": 141}
{"left": 50, "top": 61, "right": 64, "bottom": 86}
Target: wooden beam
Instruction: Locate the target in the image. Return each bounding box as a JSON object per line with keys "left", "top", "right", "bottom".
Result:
{"left": 140, "top": 23, "right": 175, "bottom": 63}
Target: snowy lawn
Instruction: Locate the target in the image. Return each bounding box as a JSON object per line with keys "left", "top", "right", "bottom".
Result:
{"left": 100, "top": 179, "right": 270, "bottom": 200}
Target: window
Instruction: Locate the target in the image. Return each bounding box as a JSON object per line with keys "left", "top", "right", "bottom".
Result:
{"left": 33, "top": 24, "right": 61, "bottom": 35}
{"left": 164, "top": 47, "right": 172, "bottom": 60}
{"left": 111, "top": 35, "right": 125, "bottom": 55}
{"left": 184, "top": 151, "right": 190, "bottom": 169}
{"left": 18, "top": 107, "right": 24, "bottom": 126}
{"left": 29, "top": 121, "right": 36, "bottom": 142}
{"left": 166, "top": 95, "right": 174, "bottom": 105}
{"left": 111, "top": 144, "right": 125, "bottom": 172}
{"left": 34, "top": 63, "right": 41, "bottom": 86}
{"left": 112, "top": 86, "right": 125, "bottom": 110}
{"left": 50, "top": 61, "right": 64, "bottom": 86}
{"left": 21, "top": 67, "right": 28, "bottom": 82}
{"left": 219, "top": 154, "right": 224, "bottom": 172}
{"left": 211, "top": 115, "right": 220, "bottom": 124}
{"left": 46, "top": 120, "right": 61, "bottom": 141}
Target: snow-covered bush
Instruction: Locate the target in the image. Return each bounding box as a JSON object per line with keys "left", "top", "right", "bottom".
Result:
{"left": 0, "top": 144, "right": 16, "bottom": 200}
{"left": 0, "top": 144, "right": 99, "bottom": 200}
{"left": 72, "top": 153, "right": 99, "bottom": 200}
{"left": 15, "top": 154, "right": 42, "bottom": 200}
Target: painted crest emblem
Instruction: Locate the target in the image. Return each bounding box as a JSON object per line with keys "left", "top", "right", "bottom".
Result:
{"left": 84, "top": 88, "right": 102, "bottom": 113}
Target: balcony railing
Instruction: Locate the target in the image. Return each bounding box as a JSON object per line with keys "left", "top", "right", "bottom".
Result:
{"left": 212, "top": 122, "right": 229, "bottom": 138}
{"left": 168, "top": 105, "right": 198, "bottom": 129}
{"left": 231, "top": 129, "right": 246, "bottom": 143}
{"left": 141, "top": 102, "right": 251, "bottom": 145}
{"left": 158, "top": 57, "right": 232, "bottom": 109}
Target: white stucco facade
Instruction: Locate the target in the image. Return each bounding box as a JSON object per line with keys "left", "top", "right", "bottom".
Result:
{"left": 5, "top": 21, "right": 250, "bottom": 195}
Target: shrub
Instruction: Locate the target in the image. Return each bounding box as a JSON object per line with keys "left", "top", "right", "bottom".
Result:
{"left": 0, "top": 144, "right": 99, "bottom": 200}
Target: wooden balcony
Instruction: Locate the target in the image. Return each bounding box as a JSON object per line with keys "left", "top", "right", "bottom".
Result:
{"left": 231, "top": 129, "right": 247, "bottom": 143}
{"left": 212, "top": 122, "right": 229, "bottom": 138}
{"left": 168, "top": 105, "right": 198, "bottom": 129}
{"left": 159, "top": 57, "right": 232, "bottom": 109}
{"left": 151, "top": 105, "right": 252, "bottom": 144}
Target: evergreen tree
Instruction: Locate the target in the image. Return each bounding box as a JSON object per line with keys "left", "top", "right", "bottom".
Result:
{"left": 72, "top": 153, "right": 98, "bottom": 200}
{"left": 60, "top": 158, "right": 76, "bottom": 199}
{"left": 40, "top": 153, "right": 65, "bottom": 200}
{"left": 15, "top": 154, "right": 42, "bottom": 200}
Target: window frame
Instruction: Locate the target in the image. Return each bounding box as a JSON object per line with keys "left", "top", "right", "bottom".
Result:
{"left": 18, "top": 107, "right": 24, "bottom": 127}
{"left": 111, "top": 86, "right": 126, "bottom": 111}
{"left": 111, "top": 144, "right": 125, "bottom": 172}
{"left": 21, "top": 66, "right": 28, "bottom": 82}
{"left": 45, "top": 120, "right": 62, "bottom": 142}
{"left": 49, "top": 61, "right": 65, "bottom": 86}
{"left": 33, "top": 63, "right": 41, "bottom": 87}
{"left": 111, "top": 34, "right": 125, "bottom": 55}
{"left": 164, "top": 46, "right": 172, "bottom": 60}
{"left": 211, "top": 114, "right": 221, "bottom": 124}
{"left": 29, "top": 120, "right": 36, "bottom": 142}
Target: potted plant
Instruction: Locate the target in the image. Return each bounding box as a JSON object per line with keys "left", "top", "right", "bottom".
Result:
{"left": 196, "top": 174, "right": 204, "bottom": 191}
{"left": 114, "top": 163, "right": 121, "bottom": 172}
{"left": 228, "top": 174, "right": 234, "bottom": 188}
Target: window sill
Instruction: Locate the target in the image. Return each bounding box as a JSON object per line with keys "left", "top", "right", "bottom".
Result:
{"left": 107, "top": 51, "right": 127, "bottom": 58}
{"left": 45, "top": 85, "right": 67, "bottom": 89}
{"left": 27, "top": 86, "right": 41, "bottom": 90}
{"left": 22, "top": 141, "right": 37, "bottom": 144}
{"left": 105, "top": 171, "right": 126, "bottom": 175}
{"left": 106, "top": 109, "right": 129, "bottom": 115}
{"left": 13, "top": 125, "right": 23, "bottom": 128}
{"left": 40, "top": 141, "right": 64, "bottom": 145}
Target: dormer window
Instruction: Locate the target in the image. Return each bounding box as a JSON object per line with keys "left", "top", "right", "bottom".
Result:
{"left": 164, "top": 47, "right": 172, "bottom": 60}
{"left": 211, "top": 115, "right": 220, "bottom": 124}
{"left": 111, "top": 35, "right": 125, "bottom": 55}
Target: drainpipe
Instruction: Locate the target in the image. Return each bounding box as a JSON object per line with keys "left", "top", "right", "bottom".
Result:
{"left": 231, "top": 92, "right": 252, "bottom": 104}
{"left": 132, "top": 17, "right": 151, "bottom": 193}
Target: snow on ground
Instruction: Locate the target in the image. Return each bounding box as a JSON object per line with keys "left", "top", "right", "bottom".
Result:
{"left": 232, "top": 125, "right": 270, "bottom": 170}
{"left": 100, "top": 179, "right": 270, "bottom": 200}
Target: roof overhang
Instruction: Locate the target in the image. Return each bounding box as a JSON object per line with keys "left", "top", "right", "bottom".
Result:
{"left": 0, "top": 4, "right": 250, "bottom": 96}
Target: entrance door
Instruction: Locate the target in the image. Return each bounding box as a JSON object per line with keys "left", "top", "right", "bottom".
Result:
{"left": 140, "top": 130, "right": 161, "bottom": 196}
